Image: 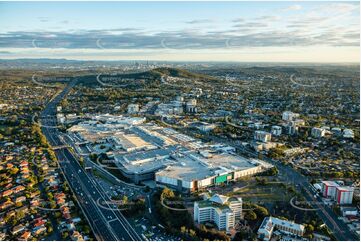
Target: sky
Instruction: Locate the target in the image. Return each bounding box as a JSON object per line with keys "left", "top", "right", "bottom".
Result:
{"left": 0, "top": 1, "right": 359, "bottom": 63}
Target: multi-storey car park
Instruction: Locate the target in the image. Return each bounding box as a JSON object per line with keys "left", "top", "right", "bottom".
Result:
{"left": 67, "top": 114, "right": 273, "bottom": 192}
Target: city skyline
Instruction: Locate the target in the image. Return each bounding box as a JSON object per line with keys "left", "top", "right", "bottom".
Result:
{"left": 0, "top": 1, "right": 359, "bottom": 63}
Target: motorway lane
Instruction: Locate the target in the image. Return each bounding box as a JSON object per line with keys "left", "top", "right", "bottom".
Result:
{"left": 62, "top": 148, "right": 141, "bottom": 241}
{"left": 42, "top": 125, "right": 117, "bottom": 240}
{"left": 42, "top": 121, "right": 139, "bottom": 241}
{"left": 39, "top": 81, "right": 142, "bottom": 241}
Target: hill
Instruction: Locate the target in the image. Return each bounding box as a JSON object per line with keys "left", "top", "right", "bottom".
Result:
{"left": 151, "top": 67, "right": 218, "bottom": 81}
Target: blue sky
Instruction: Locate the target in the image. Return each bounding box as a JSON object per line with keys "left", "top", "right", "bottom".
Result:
{"left": 0, "top": 1, "right": 359, "bottom": 62}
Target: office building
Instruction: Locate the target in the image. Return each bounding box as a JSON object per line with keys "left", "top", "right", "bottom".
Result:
{"left": 194, "top": 194, "right": 242, "bottom": 232}
{"left": 186, "top": 99, "right": 197, "bottom": 113}
{"left": 311, "top": 127, "right": 326, "bottom": 138}
{"left": 321, "top": 181, "right": 340, "bottom": 198}
{"left": 282, "top": 111, "right": 300, "bottom": 121}
{"left": 343, "top": 129, "right": 354, "bottom": 139}
{"left": 335, "top": 186, "right": 354, "bottom": 205}
{"left": 271, "top": 126, "right": 282, "bottom": 136}
{"left": 257, "top": 217, "right": 305, "bottom": 240}
{"left": 127, "top": 104, "right": 140, "bottom": 114}
{"left": 254, "top": 131, "right": 272, "bottom": 143}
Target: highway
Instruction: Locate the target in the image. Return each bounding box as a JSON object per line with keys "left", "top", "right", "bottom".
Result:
{"left": 39, "top": 80, "right": 142, "bottom": 241}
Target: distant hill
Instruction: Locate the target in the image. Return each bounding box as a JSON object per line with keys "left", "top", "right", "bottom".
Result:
{"left": 151, "top": 67, "right": 218, "bottom": 81}
{"left": 99, "top": 67, "right": 219, "bottom": 81}
{"left": 77, "top": 67, "right": 221, "bottom": 87}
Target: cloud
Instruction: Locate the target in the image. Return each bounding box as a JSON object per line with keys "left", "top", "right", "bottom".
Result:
{"left": 256, "top": 15, "right": 281, "bottom": 22}
{"left": 233, "top": 22, "right": 268, "bottom": 28}
{"left": 185, "top": 19, "right": 212, "bottom": 24}
{"left": 38, "top": 17, "right": 50, "bottom": 23}
{"left": 0, "top": 24, "right": 357, "bottom": 51}
{"left": 319, "top": 3, "right": 359, "bottom": 15}
{"left": 0, "top": 51, "right": 12, "bottom": 55}
{"left": 282, "top": 5, "right": 302, "bottom": 12}
{"left": 0, "top": 2, "right": 358, "bottom": 51}
{"left": 231, "top": 18, "right": 245, "bottom": 23}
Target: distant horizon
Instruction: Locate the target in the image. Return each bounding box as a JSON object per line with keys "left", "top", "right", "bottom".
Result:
{"left": 0, "top": 57, "right": 359, "bottom": 65}
{"left": 0, "top": 1, "right": 359, "bottom": 62}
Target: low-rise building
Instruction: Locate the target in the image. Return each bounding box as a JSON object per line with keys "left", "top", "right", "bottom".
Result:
{"left": 257, "top": 217, "right": 305, "bottom": 240}
{"left": 69, "top": 115, "right": 273, "bottom": 189}
{"left": 311, "top": 127, "right": 326, "bottom": 138}
{"left": 343, "top": 129, "right": 354, "bottom": 139}
{"left": 127, "top": 104, "right": 140, "bottom": 114}
{"left": 282, "top": 111, "right": 300, "bottom": 121}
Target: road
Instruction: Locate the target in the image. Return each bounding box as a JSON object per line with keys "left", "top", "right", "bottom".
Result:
{"left": 39, "top": 80, "right": 142, "bottom": 241}
{"left": 241, "top": 146, "right": 358, "bottom": 241}
{"left": 189, "top": 129, "right": 358, "bottom": 241}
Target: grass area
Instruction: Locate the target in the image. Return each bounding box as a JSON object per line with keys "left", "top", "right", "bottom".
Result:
{"left": 92, "top": 169, "right": 116, "bottom": 185}
{"left": 227, "top": 182, "right": 292, "bottom": 203}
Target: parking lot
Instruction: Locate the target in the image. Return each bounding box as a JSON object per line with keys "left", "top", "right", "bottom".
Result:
{"left": 134, "top": 217, "right": 181, "bottom": 241}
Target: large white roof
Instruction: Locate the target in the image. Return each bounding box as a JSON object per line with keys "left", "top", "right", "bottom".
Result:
{"left": 209, "top": 194, "right": 229, "bottom": 204}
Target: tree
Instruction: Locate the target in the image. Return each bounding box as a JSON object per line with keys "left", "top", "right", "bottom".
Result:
{"left": 47, "top": 225, "right": 53, "bottom": 234}
{"left": 287, "top": 186, "right": 296, "bottom": 193}
{"left": 245, "top": 210, "right": 257, "bottom": 220}
{"left": 62, "top": 232, "right": 69, "bottom": 239}
{"left": 180, "top": 226, "right": 187, "bottom": 234}
{"left": 255, "top": 206, "right": 269, "bottom": 217}
{"left": 161, "top": 187, "right": 175, "bottom": 199}
{"left": 122, "top": 195, "right": 128, "bottom": 205}
{"left": 189, "top": 229, "right": 197, "bottom": 238}
{"left": 306, "top": 224, "right": 315, "bottom": 233}
{"left": 83, "top": 225, "right": 90, "bottom": 234}
{"left": 234, "top": 229, "right": 248, "bottom": 240}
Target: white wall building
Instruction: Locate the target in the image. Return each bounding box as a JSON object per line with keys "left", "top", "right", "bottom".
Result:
{"left": 257, "top": 217, "right": 305, "bottom": 241}
{"left": 335, "top": 186, "right": 354, "bottom": 205}
{"left": 271, "top": 126, "right": 282, "bottom": 136}
{"left": 127, "top": 104, "right": 140, "bottom": 114}
{"left": 186, "top": 99, "right": 197, "bottom": 113}
{"left": 254, "top": 131, "right": 272, "bottom": 143}
{"left": 321, "top": 181, "right": 354, "bottom": 205}
{"left": 282, "top": 111, "right": 300, "bottom": 121}
{"left": 321, "top": 181, "right": 340, "bottom": 198}
{"left": 311, "top": 127, "right": 326, "bottom": 138}
{"left": 194, "top": 194, "right": 242, "bottom": 232}
{"left": 343, "top": 129, "right": 354, "bottom": 139}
